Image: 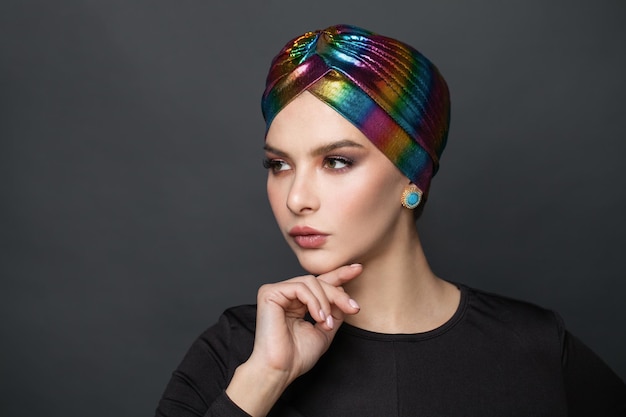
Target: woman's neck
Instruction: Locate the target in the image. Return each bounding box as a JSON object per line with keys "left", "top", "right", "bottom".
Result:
{"left": 342, "top": 230, "right": 460, "bottom": 334}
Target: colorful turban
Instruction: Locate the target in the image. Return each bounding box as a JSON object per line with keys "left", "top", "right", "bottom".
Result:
{"left": 261, "top": 24, "right": 451, "bottom": 197}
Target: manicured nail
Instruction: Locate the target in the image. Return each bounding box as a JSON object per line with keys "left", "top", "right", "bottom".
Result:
{"left": 349, "top": 299, "right": 360, "bottom": 309}
{"left": 326, "top": 315, "right": 334, "bottom": 329}
{"left": 319, "top": 309, "right": 326, "bottom": 321}
{"left": 350, "top": 263, "right": 362, "bottom": 268}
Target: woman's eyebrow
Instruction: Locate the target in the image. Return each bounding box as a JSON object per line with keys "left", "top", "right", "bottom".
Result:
{"left": 310, "top": 140, "right": 364, "bottom": 156}
{"left": 263, "top": 139, "right": 364, "bottom": 158}
{"left": 263, "top": 144, "right": 288, "bottom": 158}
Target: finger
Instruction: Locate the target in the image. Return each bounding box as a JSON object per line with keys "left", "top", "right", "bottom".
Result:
{"left": 288, "top": 275, "right": 334, "bottom": 327}
{"left": 257, "top": 281, "right": 329, "bottom": 325}
{"left": 318, "top": 279, "right": 360, "bottom": 317}
{"left": 314, "top": 299, "right": 356, "bottom": 342}
{"left": 317, "top": 263, "right": 363, "bottom": 287}
{"left": 312, "top": 314, "right": 342, "bottom": 346}
{"left": 273, "top": 277, "right": 355, "bottom": 331}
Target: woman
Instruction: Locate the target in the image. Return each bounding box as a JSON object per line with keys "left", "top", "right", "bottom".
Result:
{"left": 156, "top": 24, "right": 625, "bottom": 416}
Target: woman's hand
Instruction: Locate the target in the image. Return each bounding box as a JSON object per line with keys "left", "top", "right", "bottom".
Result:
{"left": 225, "top": 264, "right": 362, "bottom": 416}
{"left": 253, "top": 263, "right": 362, "bottom": 378}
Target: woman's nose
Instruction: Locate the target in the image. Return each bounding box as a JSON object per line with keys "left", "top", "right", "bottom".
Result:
{"left": 286, "top": 171, "right": 320, "bottom": 215}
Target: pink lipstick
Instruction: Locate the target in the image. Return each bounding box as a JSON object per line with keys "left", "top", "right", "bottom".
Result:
{"left": 288, "top": 226, "right": 328, "bottom": 249}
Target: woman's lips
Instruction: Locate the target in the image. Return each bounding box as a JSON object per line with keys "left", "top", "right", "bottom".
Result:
{"left": 288, "top": 226, "right": 328, "bottom": 249}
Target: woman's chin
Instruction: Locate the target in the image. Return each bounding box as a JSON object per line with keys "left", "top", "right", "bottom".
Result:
{"left": 295, "top": 253, "right": 348, "bottom": 276}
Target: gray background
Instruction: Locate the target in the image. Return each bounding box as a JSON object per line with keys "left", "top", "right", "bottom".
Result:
{"left": 1, "top": 0, "right": 624, "bottom": 416}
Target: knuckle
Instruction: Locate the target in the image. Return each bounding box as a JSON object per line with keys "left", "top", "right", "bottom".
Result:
{"left": 257, "top": 283, "right": 285, "bottom": 302}
{"left": 292, "top": 281, "right": 307, "bottom": 291}
{"left": 293, "top": 273, "right": 315, "bottom": 281}
{"left": 257, "top": 283, "right": 269, "bottom": 295}
{"left": 302, "top": 275, "right": 319, "bottom": 286}
{"left": 256, "top": 285, "right": 273, "bottom": 302}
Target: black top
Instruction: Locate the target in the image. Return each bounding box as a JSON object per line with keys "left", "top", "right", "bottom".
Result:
{"left": 155, "top": 285, "right": 626, "bottom": 417}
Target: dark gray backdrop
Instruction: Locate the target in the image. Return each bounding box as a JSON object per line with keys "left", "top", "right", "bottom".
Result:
{"left": 1, "top": 1, "right": 624, "bottom": 416}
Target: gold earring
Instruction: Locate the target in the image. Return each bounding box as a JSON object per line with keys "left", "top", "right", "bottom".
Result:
{"left": 401, "top": 185, "right": 423, "bottom": 209}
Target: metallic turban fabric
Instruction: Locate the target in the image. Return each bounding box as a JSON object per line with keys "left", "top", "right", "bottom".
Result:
{"left": 261, "top": 24, "right": 451, "bottom": 196}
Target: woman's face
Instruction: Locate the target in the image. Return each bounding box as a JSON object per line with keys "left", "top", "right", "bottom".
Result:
{"left": 265, "top": 91, "right": 412, "bottom": 275}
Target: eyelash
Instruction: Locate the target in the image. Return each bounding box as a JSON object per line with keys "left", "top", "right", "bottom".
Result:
{"left": 262, "top": 158, "right": 286, "bottom": 172}
{"left": 323, "top": 156, "right": 353, "bottom": 171}
{"left": 262, "top": 156, "right": 354, "bottom": 173}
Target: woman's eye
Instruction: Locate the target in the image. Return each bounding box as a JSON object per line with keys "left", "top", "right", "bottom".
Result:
{"left": 323, "top": 157, "right": 353, "bottom": 170}
{"left": 263, "top": 158, "right": 291, "bottom": 173}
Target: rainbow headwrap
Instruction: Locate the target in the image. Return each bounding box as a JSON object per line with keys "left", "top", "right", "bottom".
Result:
{"left": 261, "top": 24, "right": 451, "bottom": 197}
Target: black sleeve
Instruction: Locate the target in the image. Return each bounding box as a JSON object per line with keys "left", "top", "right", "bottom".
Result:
{"left": 561, "top": 330, "right": 626, "bottom": 416}
{"left": 155, "top": 306, "right": 256, "bottom": 417}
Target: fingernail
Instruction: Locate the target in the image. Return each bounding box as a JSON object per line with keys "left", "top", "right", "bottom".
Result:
{"left": 350, "top": 263, "right": 362, "bottom": 268}
{"left": 326, "top": 315, "right": 334, "bottom": 329}
{"left": 319, "top": 309, "right": 326, "bottom": 321}
{"left": 349, "top": 299, "right": 360, "bottom": 309}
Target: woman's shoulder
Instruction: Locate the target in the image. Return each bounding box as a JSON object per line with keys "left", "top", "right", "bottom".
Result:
{"left": 199, "top": 304, "right": 258, "bottom": 341}
{"left": 180, "top": 305, "right": 258, "bottom": 374}
{"left": 190, "top": 305, "right": 258, "bottom": 357}
{"left": 220, "top": 304, "right": 258, "bottom": 329}
{"left": 459, "top": 284, "right": 566, "bottom": 336}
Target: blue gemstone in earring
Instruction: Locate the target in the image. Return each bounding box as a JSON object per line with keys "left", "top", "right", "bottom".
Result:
{"left": 407, "top": 192, "right": 420, "bottom": 207}
{"left": 401, "top": 186, "right": 422, "bottom": 209}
